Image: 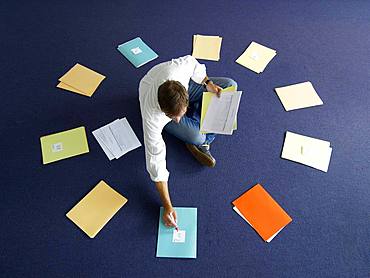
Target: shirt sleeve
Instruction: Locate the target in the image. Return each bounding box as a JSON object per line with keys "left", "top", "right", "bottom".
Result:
{"left": 172, "top": 55, "right": 207, "bottom": 84}
{"left": 142, "top": 118, "right": 170, "bottom": 182}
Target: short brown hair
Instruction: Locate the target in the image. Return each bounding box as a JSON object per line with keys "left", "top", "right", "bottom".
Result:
{"left": 158, "top": 80, "right": 189, "bottom": 116}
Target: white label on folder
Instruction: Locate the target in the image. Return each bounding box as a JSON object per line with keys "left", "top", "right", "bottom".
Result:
{"left": 250, "top": 52, "right": 259, "bottom": 60}
{"left": 131, "top": 47, "right": 142, "bottom": 55}
{"left": 172, "top": 230, "right": 186, "bottom": 243}
{"left": 52, "top": 142, "right": 63, "bottom": 152}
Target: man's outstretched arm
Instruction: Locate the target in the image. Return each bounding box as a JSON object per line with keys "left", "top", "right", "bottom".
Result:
{"left": 155, "top": 181, "right": 177, "bottom": 227}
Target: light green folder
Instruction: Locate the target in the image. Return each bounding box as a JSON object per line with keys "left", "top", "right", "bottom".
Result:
{"left": 40, "top": 126, "right": 89, "bottom": 164}
{"left": 200, "top": 86, "right": 237, "bottom": 134}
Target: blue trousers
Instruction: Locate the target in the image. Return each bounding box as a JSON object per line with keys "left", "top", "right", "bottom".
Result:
{"left": 164, "top": 77, "right": 237, "bottom": 146}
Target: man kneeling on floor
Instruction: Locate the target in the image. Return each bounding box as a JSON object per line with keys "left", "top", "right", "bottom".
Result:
{"left": 139, "top": 55, "right": 237, "bottom": 227}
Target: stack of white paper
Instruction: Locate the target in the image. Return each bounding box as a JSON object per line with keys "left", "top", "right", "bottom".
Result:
{"left": 281, "top": 131, "right": 333, "bottom": 172}
{"left": 92, "top": 118, "right": 142, "bottom": 160}
{"left": 275, "top": 81, "right": 323, "bottom": 111}
{"left": 200, "top": 91, "right": 242, "bottom": 135}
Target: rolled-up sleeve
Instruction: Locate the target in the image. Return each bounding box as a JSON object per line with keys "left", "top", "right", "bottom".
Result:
{"left": 142, "top": 118, "right": 170, "bottom": 182}
{"left": 189, "top": 57, "right": 207, "bottom": 84}
{"left": 171, "top": 55, "right": 207, "bottom": 84}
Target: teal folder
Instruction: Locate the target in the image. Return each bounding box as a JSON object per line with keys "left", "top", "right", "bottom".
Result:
{"left": 156, "top": 207, "right": 197, "bottom": 259}
{"left": 117, "top": 37, "right": 158, "bottom": 68}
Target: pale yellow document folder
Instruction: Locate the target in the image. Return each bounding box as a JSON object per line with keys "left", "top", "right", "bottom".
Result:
{"left": 236, "top": 41, "right": 276, "bottom": 73}
{"left": 56, "top": 82, "right": 85, "bottom": 95}
{"left": 66, "top": 180, "right": 128, "bottom": 238}
{"left": 275, "top": 81, "right": 323, "bottom": 111}
{"left": 58, "top": 63, "right": 106, "bottom": 97}
{"left": 192, "top": 34, "right": 222, "bottom": 61}
{"left": 281, "top": 131, "right": 332, "bottom": 172}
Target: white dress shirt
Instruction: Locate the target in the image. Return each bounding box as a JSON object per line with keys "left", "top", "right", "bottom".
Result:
{"left": 139, "top": 55, "right": 207, "bottom": 182}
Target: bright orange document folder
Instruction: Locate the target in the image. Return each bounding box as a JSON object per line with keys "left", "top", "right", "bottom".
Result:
{"left": 232, "top": 184, "right": 292, "bottom": 242}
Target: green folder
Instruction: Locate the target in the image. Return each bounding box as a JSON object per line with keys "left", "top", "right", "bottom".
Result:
{"left": 200, "top": 86, "right": 238, "bottom": 134}
{"left": 40, "top": 126, "right": 89, "bottom": 164}
{"left": 156, "top": 207, "right": 197, "bottom": 259}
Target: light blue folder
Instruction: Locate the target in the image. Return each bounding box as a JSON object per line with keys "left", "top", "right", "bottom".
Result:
{"left": 156, "top": 207, "right": 197, "bottom": 259}
{"left": 117, "top": 37, "right": 158, "bottom": 68}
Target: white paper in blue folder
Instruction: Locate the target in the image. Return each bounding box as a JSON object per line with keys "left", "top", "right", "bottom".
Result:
{"left": 156, "top": 207, "right": 197, "bottom": 259}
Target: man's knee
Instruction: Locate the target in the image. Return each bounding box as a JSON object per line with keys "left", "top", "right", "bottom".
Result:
{"left": 186, "top": 132, "right": 206, "bottom": 146}
{"left": 225, "top": 78, "right": 238, "bottom": 89}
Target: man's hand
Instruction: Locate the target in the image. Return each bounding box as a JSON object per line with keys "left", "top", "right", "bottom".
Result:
{"left": 163, "top": 207, "right": 177, "bottom": 228}
{"left": 206, "top": 81, "right": 222, "bottom": 98}
{"left": 155, "top": 181, "right": 178, "bottom": 228}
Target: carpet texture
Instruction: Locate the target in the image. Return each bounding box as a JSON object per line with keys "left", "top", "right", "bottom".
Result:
{"left": 0, "top": 0, "right": 369, "bottom": 277}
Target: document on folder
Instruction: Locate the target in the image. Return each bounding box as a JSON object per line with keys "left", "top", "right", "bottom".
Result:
{"left": 40, "top": 126, "right": 89, "bottom": 164}
{"left": 236, "top": 41, "right": 276, "bottom": 73}
{"left": 200, "top": 91, "right": 242, "bottom": 135}
{"left": 200, "top": 86, "right": 238, "bottom": 134}
{"left": 156, "top": 207, "right": 197, "bottom": 258}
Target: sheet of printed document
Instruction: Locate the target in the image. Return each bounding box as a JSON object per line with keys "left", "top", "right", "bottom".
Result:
{"left": 200, "top": 86, "right": 238, "bottom": 134}
{"left": 92, "top": 118, "right": 141, "bottom": 160}
{"left": 201, "top": 91, "right": 242, "bottom": 135}
{"left": 92, "top": 120, "right": 119, "bottom": 160}
{"left": 275, "top": 81, "right": 323, "bottom": 111}
{"left": 281, "top": 131, "right": 332, "bottom": 172}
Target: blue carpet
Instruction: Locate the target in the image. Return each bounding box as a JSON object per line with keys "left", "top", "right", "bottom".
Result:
{"left": 1, "top": 0, "right": 369, "bottom": 277}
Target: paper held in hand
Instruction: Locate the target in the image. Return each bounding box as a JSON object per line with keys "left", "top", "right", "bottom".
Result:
{"left": 200, "top": 91, "right": 242, "bottom": 135}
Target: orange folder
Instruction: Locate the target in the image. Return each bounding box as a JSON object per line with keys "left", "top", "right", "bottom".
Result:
{"left": 232, "top": 184, "right": 292, "bottom": 242}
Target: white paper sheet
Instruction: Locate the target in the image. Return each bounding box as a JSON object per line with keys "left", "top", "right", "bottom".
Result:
{"left": 93, "top": 119, "right": 122, "bottom": 157}
{"left": 109, "top": 118, "right": 142, "bottom": 157}
{"left": 172, "top": 230, "right": 186, "bottom": 243}
{"left": 92, "top": 118, "right": 141, "bottom": 160}
{"left": 201, "top": 91, "right": 242, "bottom": 135}
{"left": 92, "top": 130, "right": 115, "bottom": 160}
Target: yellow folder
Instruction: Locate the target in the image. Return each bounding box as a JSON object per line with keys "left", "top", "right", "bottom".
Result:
{"left": 56, "top": 82, "right": 85, "bottom": 95}
{"left": 192, "top": 34, "right": 222, "bottom": 61}
{"left": 236, "top": 41, "right": 276, "bottom": 73}
{"left": 200, "top": 86, "right": 237, "bottom": 133}
{"left": 40, "top": 126, "right": 89, "bottom": 164}
{"left": 275, "top": 81, "right": 323, "bottom": 111}
{"left": 66, "top": 180, "right": 128, "bottom": 238}
{"left": 57, "top": 63, "right": 106, "bottom": 97}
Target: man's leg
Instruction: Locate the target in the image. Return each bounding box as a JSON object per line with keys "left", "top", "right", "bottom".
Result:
{"left": 186, "top": 77, "right": 238, "bottom": 144}
{"left": 164, "top": 77, "right": 237, "bottom": 166}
